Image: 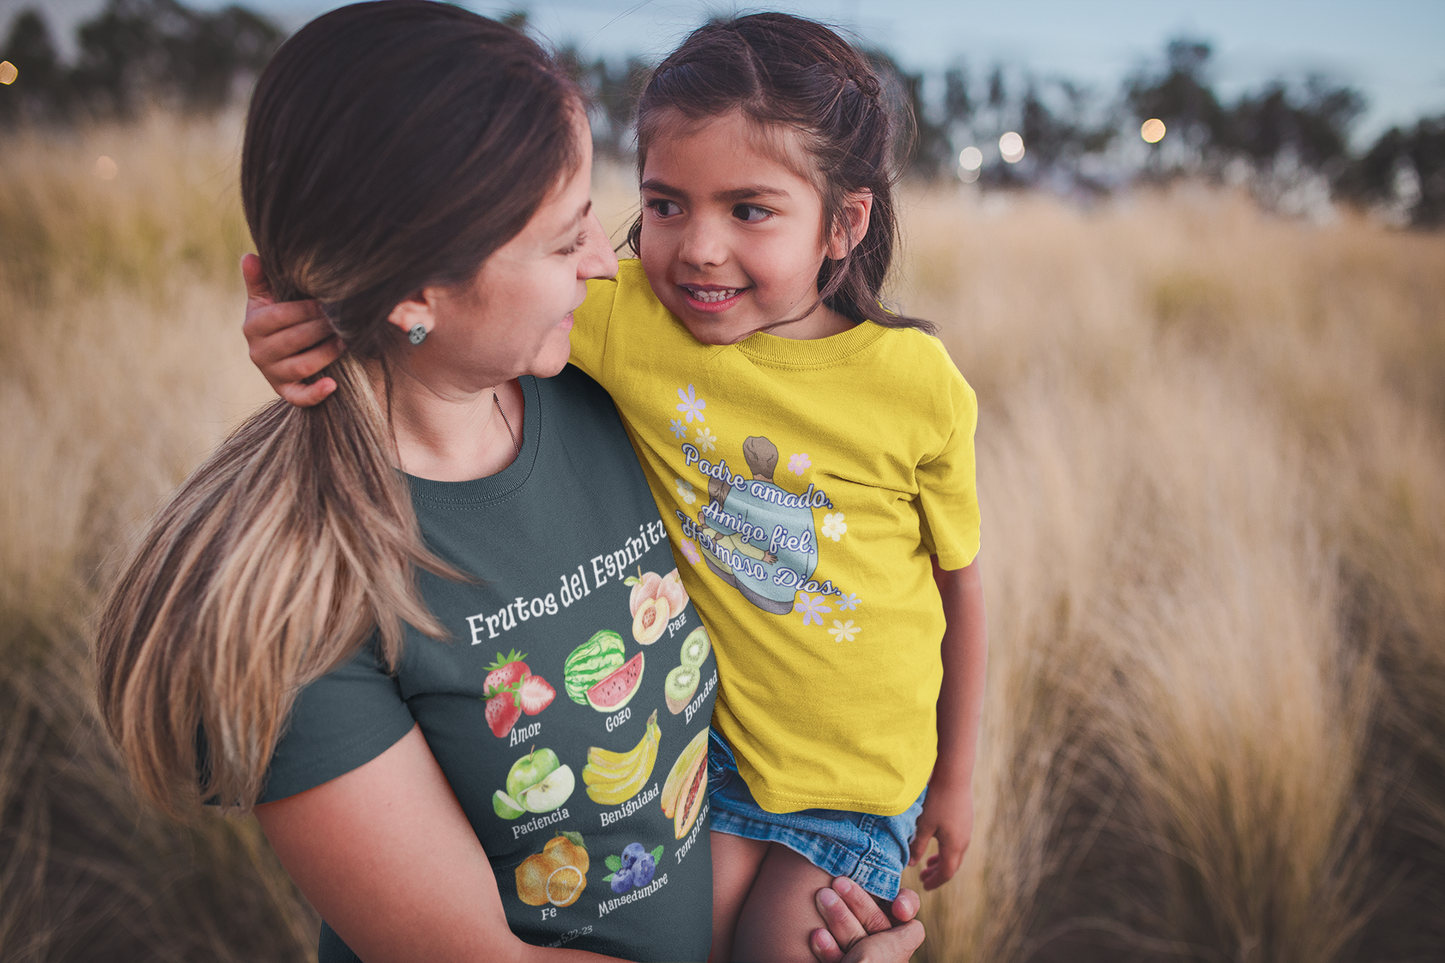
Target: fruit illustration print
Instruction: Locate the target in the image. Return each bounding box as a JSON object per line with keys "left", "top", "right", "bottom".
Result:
{"left": 481, "top": 650, "right": 555, "bottom": 739}
{"left": 602, "top": 842, "right": 665, "bottom": 894}
{"left": 516, "top": 832, "right": 589, "bottom": 908}
{"left": 692, "top": 435, "right": 819, "bottom": 615}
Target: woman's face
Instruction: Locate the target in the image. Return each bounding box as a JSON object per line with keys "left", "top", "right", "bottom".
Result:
{"left": 397, "top": 112, "right": 618, "bottom": 395}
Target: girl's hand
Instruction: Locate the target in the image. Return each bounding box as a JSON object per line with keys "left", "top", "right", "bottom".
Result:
{"left": 809, "top": 877, "right": 925, "bottom": 963}
{"left": 907, "top": 781, "right": 974, "bottom": 890}
{"left": 241, "top": 253, "right": 342, "bottom": 406}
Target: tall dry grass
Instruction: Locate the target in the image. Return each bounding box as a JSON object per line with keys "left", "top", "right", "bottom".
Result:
{"left": 2, "top": 117, "right": 1442, "bottom": 960}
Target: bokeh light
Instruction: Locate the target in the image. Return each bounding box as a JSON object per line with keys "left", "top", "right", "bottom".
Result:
{"left": 959, "top": 146, "right": 983, "bottom": 171}
{"left": 94, "top": 156, "right": 119, "bottom": 180}
{"left": 999, "top": 131, "right": 1025, "bottom": 164}
{"left": 1141, "top": 118, "right": 1167, "bottom": 143}
{"left": 0, "top": 61, "right": 17, "bottom": 85}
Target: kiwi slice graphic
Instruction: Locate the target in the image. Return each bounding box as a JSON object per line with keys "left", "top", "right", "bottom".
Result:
{"left": 679, "top": 627, "right": 710, "bottom": 668}
{"left": 664, "top": 664, "right": 699, "bottom": 715}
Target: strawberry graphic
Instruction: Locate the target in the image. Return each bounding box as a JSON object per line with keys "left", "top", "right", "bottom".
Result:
{"left": 483, "top": 650, "right": 529, "bottom": 698}
{"left": 485, "top": 688, "right": 523, "bottom": 738}
{"left": 518, "top": 676, "right": 555, "bottom": 716}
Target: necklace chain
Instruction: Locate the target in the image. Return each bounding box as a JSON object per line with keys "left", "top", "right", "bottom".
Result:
{"left": 494, "top": 390, "right": 520, "bottom": 456}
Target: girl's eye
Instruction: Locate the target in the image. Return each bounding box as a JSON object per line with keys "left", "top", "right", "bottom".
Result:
{"left": 646, "top": 198, "right": 681, "bottom": 218}
{"left": 733, "top": 204, "right": 771, "bottom": 223}
{"left": 557, "top": 232, "right": 586, "bottom": 256}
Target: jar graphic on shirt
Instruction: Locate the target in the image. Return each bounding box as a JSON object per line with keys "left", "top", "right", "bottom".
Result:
{"left": 696, "top": 435, "right": 817, "bottom": 616}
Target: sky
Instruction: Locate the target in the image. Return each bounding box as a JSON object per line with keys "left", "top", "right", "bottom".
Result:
{"left": 6, "top": 0, "right": 1444, "bottom": 145}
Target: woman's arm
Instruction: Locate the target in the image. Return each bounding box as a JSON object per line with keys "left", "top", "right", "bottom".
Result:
{"left": 255, "top": 725, "right": 612, "bottom": 963}
{"left": 906, "top": 555, "right": 988, "bottom": 890}
{"left": 259, "top": 723, "right": 910, "bottom": 962}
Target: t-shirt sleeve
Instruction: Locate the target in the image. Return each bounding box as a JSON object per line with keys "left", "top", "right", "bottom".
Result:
{"left": 915, "top": 366, "right": 981, "bottom": 571}
{"left": 568, "top": 275, "right": 619, "bottom": 382}
{"left": 258, "top": 645, "right": 416, "bottom": 803}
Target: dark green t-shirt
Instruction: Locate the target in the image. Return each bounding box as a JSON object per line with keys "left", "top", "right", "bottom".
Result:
{"left": 263, "top": 368, "right": 717, "bottom": 962}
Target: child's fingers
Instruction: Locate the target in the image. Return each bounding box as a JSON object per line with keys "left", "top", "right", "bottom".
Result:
{"left": 278, "top": 377, "right": 338, "bottom": 408}
{"left": 917, "top": 829, "right": 968, "bottom": 890}
{"left": 907, "top": 818, "right": 937, "bottom": 867}
{"left": 249, "top": 317, "right": 340, "bottom": 370}
{"left": 256, "top": 336, "right": 343, "bottom": 398}
{"left": 240, "top": 253, "right": 273, "bottom": 303}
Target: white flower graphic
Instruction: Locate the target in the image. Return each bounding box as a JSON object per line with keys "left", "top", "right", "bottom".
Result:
{"left": 822, "top": 512, "right": 848, "bottom": 542}
{"left": 695, "top": 427, "right": 718, "bottom": 453}
{"left": 828, "top": 619, "right": 859, "bottom": 643}
{"left": 676, "top": 384, "right": 707, "bottom": 423}
{"left": 675, "top": 478, "right": 697, "bottom": 505}
{"left": 787, "top": 453, "right": 811, "bottom": 475}
{"left": 669, "top": 418, "right": 687, "bottom": 439}
{"left": 794, "top": 592, "right": 832, "bottom": 627}
{"left": 837, "top": 592, "right": 861, "bottom": 612}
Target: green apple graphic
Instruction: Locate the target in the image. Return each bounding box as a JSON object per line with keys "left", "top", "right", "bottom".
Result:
{"left": 495, "top": 747, "right": 575, "bottom": 818}
{"left": 507, "top": 747, "right": 560, "bottom": 799}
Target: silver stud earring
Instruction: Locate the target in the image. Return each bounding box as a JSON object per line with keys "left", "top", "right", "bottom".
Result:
{"left": 408, "top": 324, "right": 428, "bottom": 345}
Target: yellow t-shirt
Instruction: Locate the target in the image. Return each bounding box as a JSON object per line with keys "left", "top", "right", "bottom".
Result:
{"left": 571, "top": 261, "right": 980, "bottom": 815}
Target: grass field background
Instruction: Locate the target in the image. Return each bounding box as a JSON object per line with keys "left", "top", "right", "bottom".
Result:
{"left": 2, "top": 115, "right": 1443, "bottom": 961}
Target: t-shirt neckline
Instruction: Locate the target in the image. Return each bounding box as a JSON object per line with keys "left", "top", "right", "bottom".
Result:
{"left": 404, "top": 375, "right": 540, "bottom": 506}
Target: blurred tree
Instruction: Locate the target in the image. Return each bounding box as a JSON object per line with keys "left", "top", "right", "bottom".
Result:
{"left": 1338, "top": 115, "right": 1445, "bottom": 227}
{"left": 70, "top": 0, "right": 282, "bottom": 117}
{"left": 1223, "top": 76, "right": 1363, "bottom": 175}
{"left": 1126, "top": 37, "right": 1225, "bottom": 157}
{"left": 943, "top": 66, "right": 972, "bottom": 127}
{"left": 865, "top": 48, "right": 951, "bottom": 176}
{"left": 0, "top": 9, "right": 74, "bottom": 123}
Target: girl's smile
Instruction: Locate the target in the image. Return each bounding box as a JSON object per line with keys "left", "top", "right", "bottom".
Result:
{"left": 638, "top": 109, "right": 863, "bottom": 345}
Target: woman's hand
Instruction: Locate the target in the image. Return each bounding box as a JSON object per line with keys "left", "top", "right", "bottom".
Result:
{"left": 809, "top": 878, "right": 925, "bottom": 963}
{"left": 241, "top": 253, "right": 342, "bottom": 406}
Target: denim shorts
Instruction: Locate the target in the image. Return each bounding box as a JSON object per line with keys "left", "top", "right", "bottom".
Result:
{"left": 707, "top": 729, "right": 925, "bottom": 901}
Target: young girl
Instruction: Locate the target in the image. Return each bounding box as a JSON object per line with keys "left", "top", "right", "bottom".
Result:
{"left": 249, "top": 13, "right": 985, "bottom": 962}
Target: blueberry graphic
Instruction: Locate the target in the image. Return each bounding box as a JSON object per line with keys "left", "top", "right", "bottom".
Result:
{"left": 621, "top": 842, "right": 646, "bottom": 869}
{"left": 632, "top": 853, "right": 656, "bottom": 887}
{"left": 610, "top": 866, "right": 634, "bottom": 894}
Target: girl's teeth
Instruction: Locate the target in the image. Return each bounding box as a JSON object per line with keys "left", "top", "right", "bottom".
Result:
{"left": 688, "top": 288, "right": 740, "bottom": 303}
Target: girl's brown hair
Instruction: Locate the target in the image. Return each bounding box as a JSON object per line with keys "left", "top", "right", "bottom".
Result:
{"left": 627, "top": 12, "right": 933, "bottom": 333}
{"left": 95, "top": 0, "right": 581, "bottom": 816}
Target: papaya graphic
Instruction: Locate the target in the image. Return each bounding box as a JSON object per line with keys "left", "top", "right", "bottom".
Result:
{"left": 661, "top": 729, "right": 709, "bottom": 839}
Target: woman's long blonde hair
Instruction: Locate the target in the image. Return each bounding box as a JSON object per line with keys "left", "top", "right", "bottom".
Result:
{"left": 94, "top": 1, "right": 581, "bottom": 816}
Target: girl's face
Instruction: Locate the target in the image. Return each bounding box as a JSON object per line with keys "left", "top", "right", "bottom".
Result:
{"left": 393, "top": 112, "right": 618, "bottom": 393}
{"left": 638, "top": 110, "right": 856, "bottom": 345}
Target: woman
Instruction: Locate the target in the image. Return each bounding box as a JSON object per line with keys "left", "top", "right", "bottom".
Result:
{"left": 95, "top": 4, "right": 922, "bottom": 961}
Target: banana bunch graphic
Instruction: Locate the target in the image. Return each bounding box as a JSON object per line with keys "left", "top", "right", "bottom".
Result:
{"left": 583, "top": 710, "right": 661, "bottom": 805}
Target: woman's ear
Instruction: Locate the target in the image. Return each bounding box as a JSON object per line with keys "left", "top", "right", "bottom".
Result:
{"left": 826, "top": 189, "right": 874, "bottom": 260}
{"left": 386, "top": 291, "right": 436, "bottom": 342}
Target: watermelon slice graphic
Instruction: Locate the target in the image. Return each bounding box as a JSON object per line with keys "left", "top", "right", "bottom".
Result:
{"left": 586, "top": 653, "right": 645, "bottom": 712}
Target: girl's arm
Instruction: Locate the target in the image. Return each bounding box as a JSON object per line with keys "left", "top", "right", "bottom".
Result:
{"left": 255, "top": 724, "right": 615, "bottom": 963}
{"left": 907, "top": 555, "right": 988, "bottom": 890}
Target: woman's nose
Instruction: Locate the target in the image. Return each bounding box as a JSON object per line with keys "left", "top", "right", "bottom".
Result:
{"left": 579, "top": 209, "right": 618, "bottom": 280}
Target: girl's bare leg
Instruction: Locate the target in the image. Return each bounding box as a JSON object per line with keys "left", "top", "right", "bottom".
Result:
{"left": 730, "top": 843, "right": 834, "bottom": 962}
{"left": 710, "top": 831, "right": 769, "bottom": 963}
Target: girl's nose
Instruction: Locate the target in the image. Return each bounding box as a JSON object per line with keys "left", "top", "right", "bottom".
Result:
{"left": 579, "top": 209, "right": 618, "bottom": 281}
{"left": 678, "top": 216, "right": 727, "bottom": 268}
